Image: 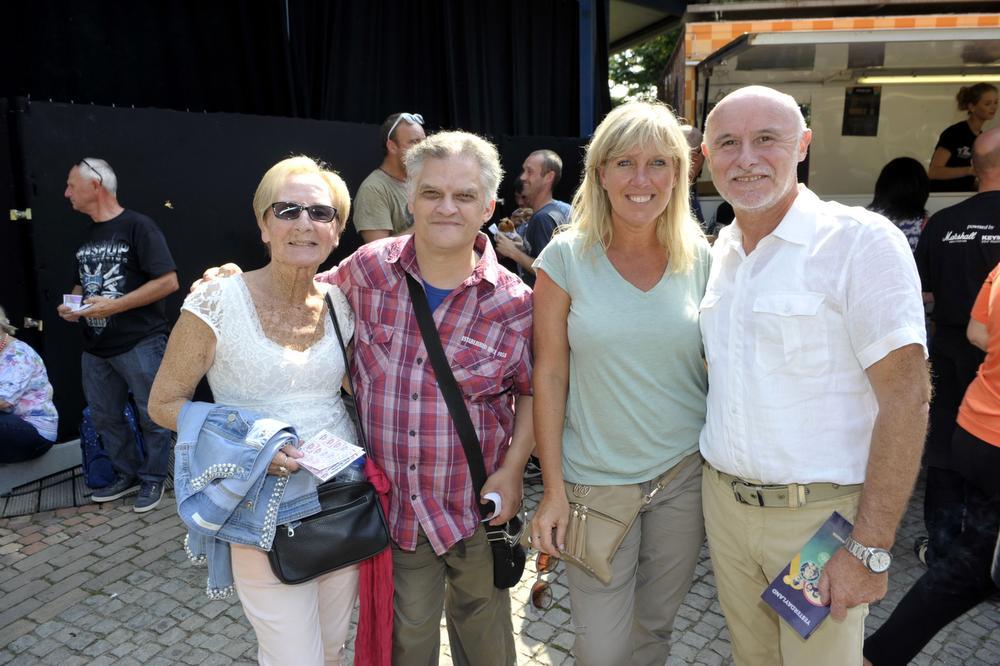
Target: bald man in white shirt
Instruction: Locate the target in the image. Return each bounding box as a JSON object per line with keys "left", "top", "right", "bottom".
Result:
{"left": 698, "top": 86, "right": 931, "bottom": 665}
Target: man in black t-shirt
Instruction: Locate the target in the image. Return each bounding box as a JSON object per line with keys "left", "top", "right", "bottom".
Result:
{"left": 914, "top": 127, "right": 1000, "bottom": 564}
{"left": 57, "top": 158, "right": 179, "bottom": 512}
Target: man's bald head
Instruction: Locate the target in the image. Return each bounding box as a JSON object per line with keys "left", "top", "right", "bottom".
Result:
{"left": 701, "top": 85, "right": 811, "bottom": 218}
{"left": 972, "top": 126, "right": 1000, "bottom": 176}
{"left": 705, "top": 86, "right": 807, "bottom": 143}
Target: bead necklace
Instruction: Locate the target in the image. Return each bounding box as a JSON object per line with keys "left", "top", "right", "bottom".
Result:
{"left": 0, "top": 334, "right": 9, "bottom": 355}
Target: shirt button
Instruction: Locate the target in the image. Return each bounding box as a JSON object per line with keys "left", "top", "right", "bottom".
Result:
{"left": 410, "top": 494, "right": 417, "bottom": 500}
{"left": 227, "top": 414, "right": 236, "bottom": 423}
{"left": 409, "top": 464, "right": 416, "bottom": 470}
{"left": 409, "top": 430, "right": 416, "bottom": 436}
{"left": 412, "top": 393, "right": 419, "bottom": 400}
{"left": 416, "top": 358, "right": 423, "bottom": 365}
{"left": 244, "top": 501, "right": 253, "bottom": 509}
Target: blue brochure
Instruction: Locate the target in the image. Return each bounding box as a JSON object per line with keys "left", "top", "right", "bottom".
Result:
{"left": 761, "top": 511, "right": 853, "bottom": 639}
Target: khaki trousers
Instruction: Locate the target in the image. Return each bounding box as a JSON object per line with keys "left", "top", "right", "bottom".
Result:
{"left": 702, "top": 464, "right": 866, "bottom": 666}
{"left": 565, "top": 456, "right": 704, "bottom": 666}
{"left": 391, "top": 525, "right": 514, "bottom": 666}
{"left": 231, "top": 544, "right": 359, "bottom": 665}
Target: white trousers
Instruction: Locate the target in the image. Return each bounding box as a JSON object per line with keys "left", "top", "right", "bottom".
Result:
{"left": 231, "top": 544, "right": 359, "bottom": 665}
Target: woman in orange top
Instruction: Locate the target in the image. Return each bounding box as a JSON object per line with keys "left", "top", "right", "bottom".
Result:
{"left": 864, "top": 264, "right": 1000, "bottom": 665}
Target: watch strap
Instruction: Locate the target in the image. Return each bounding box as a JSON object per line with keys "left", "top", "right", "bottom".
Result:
{"left": 845, "top": 535, "right": 891, "bottom": 572}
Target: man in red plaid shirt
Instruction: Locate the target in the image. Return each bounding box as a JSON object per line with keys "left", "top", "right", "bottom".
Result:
{"left": 321, "top": 131, "right": 534, "bottom": 665}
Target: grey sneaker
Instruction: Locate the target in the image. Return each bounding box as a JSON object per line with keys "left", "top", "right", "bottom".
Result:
{"left": 134, "top": 481, "right": 164, "bottom": 513}
{"left": 91, "top": 476, "right": 140, "bottom": 502}
{"left": 914, "top": 536, "right": 930, "bottom": 566}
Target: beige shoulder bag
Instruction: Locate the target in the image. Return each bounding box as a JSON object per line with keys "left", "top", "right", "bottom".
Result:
{"left": 526, "top": 452, "right": 699, "bottom": 585}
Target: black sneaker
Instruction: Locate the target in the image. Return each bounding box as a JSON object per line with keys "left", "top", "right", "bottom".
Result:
{"left": 91, "top": 476, "right": 140, "bottom": 502}
{"left": 134, "top": 481, "right": 164, "bottom": 513}
{"left": 524, "top": 456, "right": 543, "bottom": 482}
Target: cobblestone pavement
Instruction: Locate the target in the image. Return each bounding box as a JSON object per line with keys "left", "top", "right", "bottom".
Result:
{"left": 1, "top": 474, "right": 997, "bottom": 665}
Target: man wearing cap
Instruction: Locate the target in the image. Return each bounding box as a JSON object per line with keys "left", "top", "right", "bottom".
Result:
{"left": 699, "top": 86, "right": 930, "bottom": 664}
{"left": 353, "top": 112, "right": 427, "bottom": 244}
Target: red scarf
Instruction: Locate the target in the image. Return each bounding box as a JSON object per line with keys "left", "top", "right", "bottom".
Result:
{"left": 354, "top": 458, "right": 393, "bottom": 666}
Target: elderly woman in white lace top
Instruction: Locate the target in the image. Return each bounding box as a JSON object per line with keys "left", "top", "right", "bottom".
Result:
{"left": 149, "top": 156, "right": 359, "bottom": 665}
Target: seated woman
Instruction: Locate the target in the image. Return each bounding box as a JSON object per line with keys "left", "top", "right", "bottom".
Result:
{"left": 0, "top": 305, "right": 58, "bottom": 463}
{"left": 149, "top": 156, "right": 371, "bottom": 665}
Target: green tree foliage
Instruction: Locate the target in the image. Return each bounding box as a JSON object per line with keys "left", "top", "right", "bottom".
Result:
{"left": 608, "top": 28, "right": 681, "bottom": 105}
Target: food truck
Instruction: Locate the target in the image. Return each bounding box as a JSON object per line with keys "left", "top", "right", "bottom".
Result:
{"left": 667, "top": 12, "right": 1000, "bottom": 221}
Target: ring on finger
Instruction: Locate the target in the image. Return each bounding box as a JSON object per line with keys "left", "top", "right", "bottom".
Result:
{"left": 278, "top": 465, "right": 288, "bottom": 475}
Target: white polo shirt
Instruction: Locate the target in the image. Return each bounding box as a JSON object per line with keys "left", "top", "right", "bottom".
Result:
{"left": 699, "top": 186, "right": 926, "bottom": 485}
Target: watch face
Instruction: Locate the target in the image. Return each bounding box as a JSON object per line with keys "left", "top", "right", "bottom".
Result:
{"left": 869, "top": 550, "right": 891, "bottom": 573}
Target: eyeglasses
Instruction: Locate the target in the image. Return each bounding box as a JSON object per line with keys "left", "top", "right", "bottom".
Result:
{"left": 270, "top": 201, "right": 339, "bottom": 224}
{"left": 530, "top": 552, "right": 559, "bottom": 610}
{"left": 387, "top": 112, "right": 425, "bottom": 139}
{"left": 80, "top": 159, "right": 103, "bottom": 186}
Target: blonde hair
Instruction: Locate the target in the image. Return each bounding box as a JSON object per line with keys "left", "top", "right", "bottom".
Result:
{"left": 570, "top": 101, "right": 703, "bottom": 273}
{"left": 0, "top": 304, "right": 16, "bottom": 336}
{"left": 251, "top": 156, "right": 351, "bottom": 233}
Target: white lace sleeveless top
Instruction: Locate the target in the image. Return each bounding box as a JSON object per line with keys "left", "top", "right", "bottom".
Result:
{"left": 182, "top": 276, "right": 356, "bottom": 444}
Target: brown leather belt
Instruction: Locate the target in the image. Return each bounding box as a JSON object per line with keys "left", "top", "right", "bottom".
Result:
{"left": 708, "top": 464, "right": 862, "bottom": 509}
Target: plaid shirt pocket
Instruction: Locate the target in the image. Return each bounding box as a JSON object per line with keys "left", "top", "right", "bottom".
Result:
{"left": 354, "top": 321, "right": 395, "bottom": 385}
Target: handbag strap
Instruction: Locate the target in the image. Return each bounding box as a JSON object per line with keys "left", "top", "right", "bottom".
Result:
{"left": 403, "top": 274, "right": 491, "bottom": 517}
{"left": 642, "top": 451, "right": 699, "bottom": 504}
{"left": 324, "top": 292, "right": 372, "bottom": 460}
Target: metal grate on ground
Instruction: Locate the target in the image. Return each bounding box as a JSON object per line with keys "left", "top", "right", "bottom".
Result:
{"left": 0, "top": 456, "right": 175, "bottom": 519}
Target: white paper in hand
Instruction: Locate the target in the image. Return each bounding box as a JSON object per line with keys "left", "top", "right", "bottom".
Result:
{"left": 297, "top": 430, "right": 364, "bottom": 482}
{"left": 480, "top": 492, "right": 502, "bottom": 522}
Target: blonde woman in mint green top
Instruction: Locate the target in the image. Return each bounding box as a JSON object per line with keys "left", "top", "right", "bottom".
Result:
{"left": 531, "top": 101, "right": 710, "bottom": 666}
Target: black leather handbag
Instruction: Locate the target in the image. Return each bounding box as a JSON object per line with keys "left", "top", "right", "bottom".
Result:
{"left": 268, "top": 479, "right": 388, "bottom": 584}
{"left": 266, "top": 294, "right": 390, "bottom": 584}
{"left": 405, "top": 275, "right": 527, "bottom": 589}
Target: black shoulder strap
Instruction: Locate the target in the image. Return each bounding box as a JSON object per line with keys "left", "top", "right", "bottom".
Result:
{"left": 403, "top": 273, "right": 490, "bottom": 504}
{"left": 324, "top": 292, "right": 372, "bottom": 460}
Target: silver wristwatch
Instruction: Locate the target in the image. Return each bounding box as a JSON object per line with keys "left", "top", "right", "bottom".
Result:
{"left": 844, "top": 536, "right": 892, "bottom": 573}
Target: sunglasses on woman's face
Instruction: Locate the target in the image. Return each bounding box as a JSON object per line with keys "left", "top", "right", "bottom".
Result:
{"left": 270, "top": 201, "right": 338, "bottom": 224}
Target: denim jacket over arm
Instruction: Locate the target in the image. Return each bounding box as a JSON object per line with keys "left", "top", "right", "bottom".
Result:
{"left": 174, "top": 401, "right": 321, "bottom": 598}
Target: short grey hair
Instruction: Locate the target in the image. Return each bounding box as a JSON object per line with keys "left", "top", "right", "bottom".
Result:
{"left": 530, "top": 149, "right": 563, "bottom": 188}
{"left": 404, "top": 131, "right": 502, "bottom": 202}
{"left": 78, "top": 158, "right": 118, "bottom": 196}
